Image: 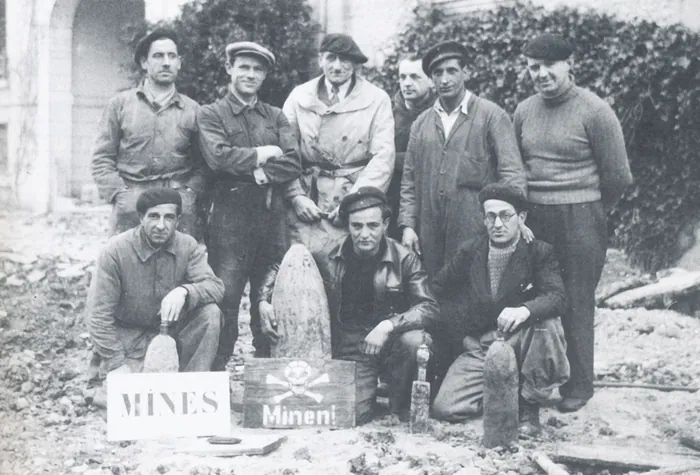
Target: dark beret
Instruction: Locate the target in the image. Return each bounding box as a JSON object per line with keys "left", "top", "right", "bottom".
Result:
{"left": 320, "top": 34, "right": 368, "bottom": 64}
{"left": 339, "top": 187, "right": 388, "bottom": 222}
{"left": 136, "top": 188, "right": 183, "bottom": 215}
{"left": 422, "top": 41, "right": 468, "bottom": 75}
{"left": 522, "top": 33, "right": 574, "bottom": 61}
{"left": 478, "top": 183, "right": 529, "bottom": 211}
{"left": 134, "top": 29, "right": 179, "bottom": 66}
{"left": 225, "top": 41, "right": 276, "bottom": 68}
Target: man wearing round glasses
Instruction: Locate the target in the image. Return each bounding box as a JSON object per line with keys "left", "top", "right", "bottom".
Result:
{"left": 431, "top": 183, "right": 570, "bottom": 438}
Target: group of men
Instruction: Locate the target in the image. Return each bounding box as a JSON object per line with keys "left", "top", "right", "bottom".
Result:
{"left": 86, "top": 26, "right": 632, "bottom": 435}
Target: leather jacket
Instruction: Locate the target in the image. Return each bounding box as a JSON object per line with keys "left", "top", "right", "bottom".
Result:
{"left": 258, "top": 237, "right": 439, "bottom": 334}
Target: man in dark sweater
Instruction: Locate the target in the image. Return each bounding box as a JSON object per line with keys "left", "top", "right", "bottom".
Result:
{"left": 514, "top": 34, "right": 633, "bottom": 412}
{"left": 387, "top": 56, "right": 436, "bottom": 239}
{"left": 431, "top": 183, "right": 569, "bottom": 437}
{"left": 257, "top": 187, "right": 439, "bottom": 424}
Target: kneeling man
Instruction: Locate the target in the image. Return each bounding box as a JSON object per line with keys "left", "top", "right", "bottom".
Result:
{"left": 87, "top": 188, "right": 224, "bottom": 376}
{"left": 257, "top": 187, "right": 439, "bottom": 424}
{"left": 431, "top": 183, "right": 569, "bottom": 436}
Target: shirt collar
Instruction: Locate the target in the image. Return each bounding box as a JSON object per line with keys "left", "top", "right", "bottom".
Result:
{"left": 434, "top": 90, "right": 472, "bottom": 116}
{"left": 226, "top": 89, "right": 263, "bottom": 115}
{"left": 229, "top": 84, "right": 258, "bottom": 108}
{"left": 132, "top": 226, "right": 177, "bottom": 263}
{"left": 324, "top": 76, "right": 352, "bottom": 100}
{"left": 136, "top": 80, "right": 183, "bottom": 109}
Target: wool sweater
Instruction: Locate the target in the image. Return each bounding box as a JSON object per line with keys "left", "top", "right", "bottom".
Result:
{"left": 513, "top": 84, "right": 632, "bottom": 207}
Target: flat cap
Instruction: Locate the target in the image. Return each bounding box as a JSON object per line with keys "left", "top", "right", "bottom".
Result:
{"left": 225, "top": 41, "right": 276, "bottom": 68}
{"left": 135, "top": 29, "right": 179, "bottom": 66}
{"left": 339, "top": 186, "right": 388, "bottom": 222}
{"left": 478, "top": 183, "right": 529, "bottom": 211}
{"left": 422, "top": 41, "right": 468, "bottom": 75}
{"left": 136, "top": 188, "right": 183, "bottom": 215}
{"left": 522, "top": 33, "right": 574, "bottom": 61}
{"left": 320, "top": 34, "right": 368, "bottom": 64}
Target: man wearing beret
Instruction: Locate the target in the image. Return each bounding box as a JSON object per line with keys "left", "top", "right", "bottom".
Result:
{"left": 431, "top": 183, "right": 569, "bottom": 437}
{"left": 256, "top": 187, "right": 438, "bottom": 424}
{"left": 514, "top": 33, "right": 632, "bottom": 412}
{"left": 87, "top": 188, "right": 224, "bottom": 378}
{"left": 282, "top": 33, "right": 395, "bottom": 254}
{"left": 197, "top": 42, "right": 302, "bottom": 368}
{"left": 387, "top": 55, "right": 436, "bottom": 240}
{"left": 91, "top": 29, "right": 206, "bottom": 238}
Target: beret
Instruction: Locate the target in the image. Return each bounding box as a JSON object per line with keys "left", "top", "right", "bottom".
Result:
{"left": 136, "top": 188, "right": 183, "bottom": 215}
{"left": 225, "top": 41, "right": 276, "bottom": 68}
{"left": 339, "top": 187, "right": 388, "bottom": 222}
{"left": 134, "top": 29, "right": 179, "bottom": 66}
{"left": 320, "top": 34, "right": 368, "bottom": 64}
{"left": 478, "top": 183, "right": 529, "bottom": 211}
{"left": 522, "top": 33, "right": 574, "bottom": 61}
{"left": 422, "top": 41, "right": 468, "bottom": 75}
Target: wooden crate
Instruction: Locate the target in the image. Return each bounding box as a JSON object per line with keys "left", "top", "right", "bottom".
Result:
{"left": 243, "top": 358, "right": 355, "bottom": 429}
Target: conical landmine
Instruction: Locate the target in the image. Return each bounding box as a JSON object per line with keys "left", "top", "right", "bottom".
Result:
{"left": 483, "top": 331, "right": 518, "bottom": 448}
{"left": 410, "top": 342, "right": 431, "bottom": 433}
{"left": 270, "top": 243, "right": 332, "bottom": 359}
{"left": 143, "top": 321, "right": 180, "bottom": 373}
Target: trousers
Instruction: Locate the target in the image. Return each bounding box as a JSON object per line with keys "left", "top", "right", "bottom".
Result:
{"left": 432, "top": 318, "right": 569, "bottom": 422}
{"left": 207, "top": 184, "right": 287, "bottom": 369}
{"left": 526, "top": 201, "right": 607, "bottom": 400}
{"left": 335, "top": 327, "right": 429, "bottom": 425}
{"left": 110, "top": 178, "right": 199, "bottom": 239}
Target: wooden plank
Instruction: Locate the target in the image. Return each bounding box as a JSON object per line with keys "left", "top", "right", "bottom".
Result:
{"left": 173, "top": 435, "right": 287, "bottom": 457}
{"left": 604, "top": 269, "right": 700, "bottom": 309}
{"left": 271, "top": 244, "right": 332, "bottom": 359}
{"left": 243, "top": 358, "right": 355, "bottom": 429}
{"left": 550, "top": 443, "right": 700, "bottom": 471}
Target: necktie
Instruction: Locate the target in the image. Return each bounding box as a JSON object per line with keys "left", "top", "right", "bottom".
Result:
{"left": 330, "top": 85, "right": 340, "bottom": 105}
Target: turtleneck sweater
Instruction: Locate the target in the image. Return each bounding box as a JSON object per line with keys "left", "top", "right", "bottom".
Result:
{"left": 488, "top": 235, "right": 519, "bottom": 299}
{"left": 513, "top": 81, "right": 632, "bottom": 207}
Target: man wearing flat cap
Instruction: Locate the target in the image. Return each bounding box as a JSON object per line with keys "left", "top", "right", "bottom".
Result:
{"left": 87, "top": 188, "right": 224, "bottom": 379}
{"left": 431, "top": 183, "right": 569, "bottom": 437}
{"left": 514, "top": 33, "right": 632, "bottom": 412}
{"left": 91, "top": 29, "right": 207, "bottom": 238}
{"left": 282, "top": 33, "right": 395, "bottom": 254}
{"left": 257, "top": 187, "right": 438, "bottom": 424}
{"left": 197, "top": 41, "right": 302, "bottom": 368}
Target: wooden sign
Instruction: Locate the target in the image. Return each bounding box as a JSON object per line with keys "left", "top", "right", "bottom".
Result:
{"left": 243, "top": 358, "right": 355, "bottom": 429}
{"left": 107, "top": 371, "right": 230, "bottom": 441}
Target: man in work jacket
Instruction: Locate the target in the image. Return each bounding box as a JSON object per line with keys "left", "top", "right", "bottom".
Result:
{"left": 283, "top": 34, "right": 395, "bottom": 254}
{"left": 197, "top": 42, "right": 302, "bottom": 368}
{"left": 257, "top": 187, "right": 438, "bottom": 424}
{"left": 431, "top": 183, "right": 569, "bottom": 438}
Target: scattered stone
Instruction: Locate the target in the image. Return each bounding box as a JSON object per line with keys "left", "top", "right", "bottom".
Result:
{"left": 64, "top": 458, "right": 76, "bottom": 468}
{"left": 59, "top": 368, "right": 78, "bottom": 382}
{"left": 6, "top": 275, "right": 25, "bottom": 287}
{"left": 599, "top": 426, "right": 615, "bottom": 436}
{"left": 454, "top": 466, "right": 481, "bottom": 475}
{"left": 294, "top": 446, "right": 312, "bottom": 462}
{"left": 57, "top": 264, "right": 87, "bottom": 280}
{"left": 26, "top": 269, "right": 46, "bottom": 283}
{"left": 44, "top": 413, "right": 65, "bottom": 426}
{"left": 546, "top": 416, "right": 567, "bottom": 428}
{"left": 20, "top": 381, "right": 34, "bottom": 393}
{"left": 0, "top": 252, "right": 38, "bottom": 265}
{"left": 15, "top": 397, "right": 29, "bottom": 411}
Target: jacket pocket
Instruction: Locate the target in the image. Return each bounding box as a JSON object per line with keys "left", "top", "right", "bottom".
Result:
{"left": 456, "top": 153, "right": 489, "bottom": 189}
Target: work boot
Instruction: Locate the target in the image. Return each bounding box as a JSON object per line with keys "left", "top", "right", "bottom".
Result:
{"left": 519, "top": 398, "right": 541, "bottom": 438}
{"left": 557, "top": 396, "right": 588, "bottom": 413}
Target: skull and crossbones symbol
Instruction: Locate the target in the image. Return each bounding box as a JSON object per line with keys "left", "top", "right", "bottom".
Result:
{"left": 265, "top": 361, "right": 329, "bottom": 404}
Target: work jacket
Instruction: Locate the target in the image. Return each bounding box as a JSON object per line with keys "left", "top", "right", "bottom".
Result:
{"left": 259, "top": 237, "right": 438, "bottom": 336}
{"left": 433, "top": 235, "right": 566, "bottom": 342}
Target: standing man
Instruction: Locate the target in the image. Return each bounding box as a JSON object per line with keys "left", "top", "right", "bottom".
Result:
{"left": 197, "top": 42, "right": 301, "bottom": 368}
{"left": 87, "top": 189, "right": 224, "bottom": 377}
{"left": 514, "top": 34, "right": 632, "bottom": 412}
{"left": 387, "top": 56, "right": 436, "bottom": 239}
{"left": 91, "top": 29, "right": 206, "bottom": 237}
{"left": 283, "top": 34, "right": 395, "bottom": 253}
{"left": 257, "top": 188, "right": 438, "bottom": 424}
{"left": 399, "top": 41, "right": 526, "bottom": 278}
{"left": 431, "top": 183, "right": 569, "bottom": 436}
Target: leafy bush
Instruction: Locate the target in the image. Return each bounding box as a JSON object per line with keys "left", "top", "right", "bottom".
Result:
{"left": 367, "top": 1, "right": 700, "bottom": 271}
{"left": 123, "top": 0, "right": 320, "bottom": 107}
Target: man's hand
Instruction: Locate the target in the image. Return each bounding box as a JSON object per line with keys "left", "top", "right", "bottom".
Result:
{"left": 401, "top": 227, "right": 422, "bottom": 256}
{"left": 259, "top": 301, "right": 279, "bottom": 344}
{"left": 360, "top": 320, "right": 394, "bottom": 356}
{"left": 292, "top": 195, "right": 323, "bottom": 222}
{"left": 159, "top": 286, "right": 188, "bottom": 323}
{"left": 497, "top": 306, "right": 531, "bottom": 334}
{"left": 256, "top": 145, "right": 284, "bottom": 166}
{"left": 520, "top": 222, "right": 535, "bottom": 243}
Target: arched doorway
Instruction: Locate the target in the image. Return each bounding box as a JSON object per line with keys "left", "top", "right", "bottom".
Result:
{"left": 49, "top": 0, "right": 144, "bottom": 198}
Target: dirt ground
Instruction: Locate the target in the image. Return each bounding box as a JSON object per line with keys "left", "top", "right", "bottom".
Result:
{"left": 0, "top": 208, "right": 699, "bottom": 475}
